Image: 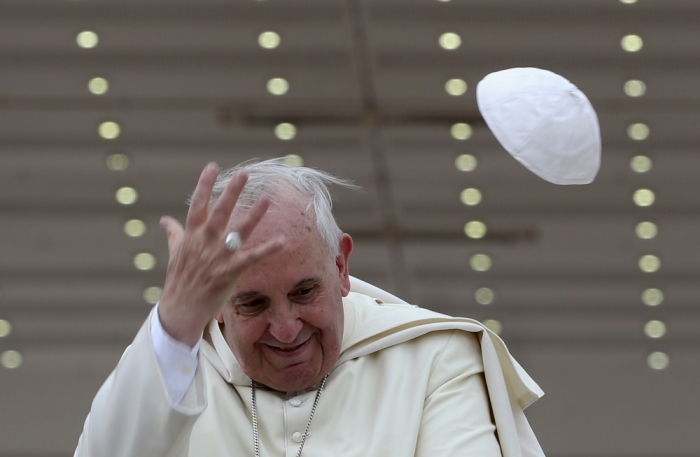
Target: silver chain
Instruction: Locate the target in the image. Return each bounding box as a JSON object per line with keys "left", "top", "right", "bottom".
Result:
{"left": 251, "top": 374, "right": 329, "bottom": 457}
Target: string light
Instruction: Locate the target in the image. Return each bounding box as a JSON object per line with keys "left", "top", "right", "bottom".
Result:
{"left": 630, "top": 155, "right": 652, "bottom": 173}
{"left": 282, "top": 154, "right": 303, "bottom": 166}
{"left": 99, "top": 122, "right": 121, "bottom": 140}
{"left": 628, "top": 123, "right": 650, "bottom": 141}
{"left": 470, "top": 254, "right": 492, "bottom": 272}
{"left": 460, "top": 188, "right": 482, "bottom": 206}
{"left": 633, "top": 189, "right": 655, "bottom": 207}
{"left": 624, "top": 80, "right": 646, "bottom": 97}
{"left": 644, "top": 320, "right": 667, "bottom": 339}
{"left": 88, "top": 77, "right": 109, "bottom": 95}
{"left": 76, "top": 31, "right": 98, "bottom": 48}
{"left": 451, "top": 123, "right": 472, "bottom": 140}
{"left": 439, "top": 32, "right": 461, "bottom": 50}
{"left": 647, "top": 351, "right": 669, "bottom": 370}
{"left": 641, "top": 288, "right": 663, "bottom": 306}
{"left": 143, "top": 287, "right": 163, "bottom": 304}
{"left": 274, "top": 123, "right": 297, "bottom": 140}
{"left": 475, "top": 288, "right": 495, "bottom": 305}
{"left": 133, "top": 253, "right": 156, "bottom": 271}
{"left": 1, "top": 350, "right": 22, "bottom": 369}
{"left": 115, "top": 187, "right": 138, "bottom": 205}
{"left": 621, "top": 35, "right": 643, "bottom": 52}
{"left": 445, "top": 79, "right": 467, "bottom": 96}
{"left": 464, "top": 221, "right": 487, "bottom": 239}
{"left": 124, "top": 219, "right": 146, "bottom": 237}
{"left": 455, "top": 154, "right": 477, "bottom": 172}
{"left": 638, "top": 254, "right": 660, "bottom": 273}
{"left": 267, "top": 78, "right": 289, "bottom": 95}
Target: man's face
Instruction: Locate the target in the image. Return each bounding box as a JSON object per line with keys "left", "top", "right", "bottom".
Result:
{"left": 216, "top": 193, "right": 352, "bottom": 392}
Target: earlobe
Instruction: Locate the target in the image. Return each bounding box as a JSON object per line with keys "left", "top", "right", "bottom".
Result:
{"left": 215, "top": 311, "right": 224, "bottom": 323}
{"left": 336, "top": 234, "right": 353, "bottom": 296}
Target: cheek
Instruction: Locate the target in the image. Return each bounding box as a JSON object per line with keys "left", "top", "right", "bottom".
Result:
{"left": 225, "top": 315, "right": 266, "bottom": 350}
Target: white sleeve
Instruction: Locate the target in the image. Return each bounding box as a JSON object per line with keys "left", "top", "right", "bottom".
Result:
{"left": 150, "top": 304, "right": 203, "bottom": 405}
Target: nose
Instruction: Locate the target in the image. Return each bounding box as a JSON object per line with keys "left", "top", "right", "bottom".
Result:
{"left": 267, "top": 303, "right": 303, "bottom": 344}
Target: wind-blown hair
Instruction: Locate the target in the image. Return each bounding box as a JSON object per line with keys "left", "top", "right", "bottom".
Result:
{"left": 209, "top": 158, "right": 359, "bottom": 257}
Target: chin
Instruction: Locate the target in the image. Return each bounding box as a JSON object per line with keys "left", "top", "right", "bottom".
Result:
{"left": 268, "top": 364, "right": 325, "bottom": 392}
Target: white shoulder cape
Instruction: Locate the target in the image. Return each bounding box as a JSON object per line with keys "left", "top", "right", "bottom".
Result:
{"left": 202, "top": 276, "right": 546, "bottom": 457}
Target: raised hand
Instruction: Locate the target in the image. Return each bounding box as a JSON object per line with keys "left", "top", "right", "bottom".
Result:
{"left": 157, "top": 163, "right": 285, "bottom": 346}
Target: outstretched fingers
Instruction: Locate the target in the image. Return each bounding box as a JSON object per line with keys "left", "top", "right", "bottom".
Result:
{"left": 208, "top": 170, "right": 248, "bottom": 231}
{"left": 232, "top": 194, "right": 272, "bottom": 242}
{"left": 186, "top": 163, "right": 219, "bottom": 229}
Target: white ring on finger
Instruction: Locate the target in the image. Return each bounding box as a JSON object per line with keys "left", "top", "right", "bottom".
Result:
{"left": 224, "top": 231, "right": 242, "bottom": 252}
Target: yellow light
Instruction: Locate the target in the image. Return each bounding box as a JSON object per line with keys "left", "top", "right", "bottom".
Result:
{"left": 464, "top": 221, "right": 487, "bottom": 239}
{"left": 258, "top": 31, "right": 281, "bottom": 49}
{"left": 88, "top": 77, "right": 109, "bottom": 95}
{"left": 647, "top": 351, "right": 669, "bottom": 370}
{"left": 470, "top": 253, "right": 492, "bottom": 272}
{"left": 451, "top": 123, "right": 473, "bottom": 140}
{"left": 1, "top": 350, "right": 22, "bottom": 369}
{"left": 76, "top": 31, "right": 99, "bottom": 48}
{"left": 439, "top": 32, "right": 461, "bottom": 50}
{"left": 642, "top": 288, "right": 663, "bottom": 306}
{"left": 0, "top": 319, "right": 11, "bottom": 338}
{"left": 639, "top": 254, "right": 660, "bottom": 273}
{"left": 628, "top": 123, "right": 649, "bottom": 141}
{"left": 282, "top": 154, "right": 303, "bottom": 167}
{"left": 475, "top": 287, "right": 495, "bottom": 305}
{"left": 124, "top": 219, "right": 146, "bottom": 237}
{"left": 483, "top": 319, "right": 502, "bottom": 335}
{"left": 106, "top": 153, "right": 129, "bottom": 171}
{"left": 445, "top": 78, "right": 468, "bottom": 96}
{"left": 267, "top": 77, "right": 289, "bottom": 95}
{"left": 621, "top": 34, "right": 643, "bottom": 52}
{"left": 460, "top": 188, "right": 482, "bottom": 206}
{"left": 644, "top": 320, "right": 667, "bottom": 339}
{"left": 630, "top": 155, "right": 652, "bottom": 173}
{"left": 143, "top": 287, "right": 163, "bottom": 304}
{"left": 134, "top": 253, "right": 156, "bottom": 271}
{"left": 99, "top": 121, "right": 121, "bottom": 140}
{"left": 624, "top": 79, "right": 646, "bottom": 97}
{"left": 633, "top": 189, "right": 655, "bottom": 207}
{"left": 116, "top": 187, "right": 138, "bottom": 205}
{"left": 635, "top": 221, "right": 657, "bottom": 239}
{"left": 455, "top": 154, "right": 477, "bottom": 172}
{"left": 275, "top": 123, "right": 297, "bottom": 140}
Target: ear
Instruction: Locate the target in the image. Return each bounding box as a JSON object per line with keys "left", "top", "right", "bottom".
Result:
{"left": 335, "top": 234, "right": 353, "bottom": 297}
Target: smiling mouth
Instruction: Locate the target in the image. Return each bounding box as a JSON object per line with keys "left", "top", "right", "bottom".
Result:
{"left": 277, "top": 343, "right": 304, "bottom": 352}
{"left": 267, "top": 338, "right": 311, "bottom": 357}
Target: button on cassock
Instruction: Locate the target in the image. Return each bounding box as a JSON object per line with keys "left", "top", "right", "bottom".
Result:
{"left": 292, "top": 432, "right": 303, "bottom": 443}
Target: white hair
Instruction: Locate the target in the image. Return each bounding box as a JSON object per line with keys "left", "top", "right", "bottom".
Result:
{"left": 209, "top": 158, "right": 359, "bottom": 257}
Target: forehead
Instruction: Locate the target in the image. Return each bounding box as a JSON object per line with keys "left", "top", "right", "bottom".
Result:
{"left": 240, "top": 190, "right": 315, "bottom": 241}
{"left": 230, "top": 191, "right": 332, "bottom": 292}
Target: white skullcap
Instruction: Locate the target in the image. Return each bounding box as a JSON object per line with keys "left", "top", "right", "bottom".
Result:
{"left": 476, "top": 67, "right": 601, "bottom": 185}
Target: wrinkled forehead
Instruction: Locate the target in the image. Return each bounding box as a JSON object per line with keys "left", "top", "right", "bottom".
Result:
{"left": 234, "top": 190, "right": 320, "bottom": 242}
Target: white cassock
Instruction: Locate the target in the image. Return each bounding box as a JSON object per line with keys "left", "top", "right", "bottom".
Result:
{"left": 74, "top": 278, "right": 545, "bottom": 457}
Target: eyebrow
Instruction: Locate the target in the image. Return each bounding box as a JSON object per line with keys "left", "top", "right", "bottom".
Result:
{"left": 229, "top": 277, "right": 320, "bottom": 302}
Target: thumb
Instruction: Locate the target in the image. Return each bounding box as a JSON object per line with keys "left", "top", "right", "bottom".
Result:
{"left": 160, "top": 216, "right": 185, "bottom": 254}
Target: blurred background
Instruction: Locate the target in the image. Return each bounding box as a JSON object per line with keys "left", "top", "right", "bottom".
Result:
{"left": 0, "top": 0, "right": 699, "bottom": 455}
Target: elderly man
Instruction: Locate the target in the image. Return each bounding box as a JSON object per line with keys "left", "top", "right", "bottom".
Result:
{"left": 75, "top": 159, "right": 545, "bottom": 457}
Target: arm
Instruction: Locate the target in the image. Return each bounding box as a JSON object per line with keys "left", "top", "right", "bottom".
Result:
{"left": 75, "top": 164, "right": 284, "bottom": 456}
{"left": 415, "top": 330, "right": 503, "bottom": 457}
{"left": 74, "top": 312, "right": 207, "bottom": 457}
